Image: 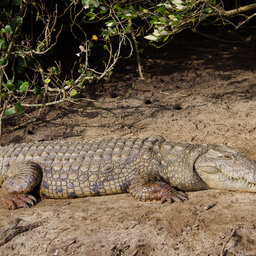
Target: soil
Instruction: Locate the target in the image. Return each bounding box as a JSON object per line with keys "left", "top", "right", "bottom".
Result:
{"left": 1, "top": 32, "right": 256, "bottom": 256}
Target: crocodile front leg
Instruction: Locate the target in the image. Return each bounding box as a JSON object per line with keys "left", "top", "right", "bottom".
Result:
{"left": 1, "top": 161, "right": 41, "bottom": 209}
{"left": 129, "top": 173, "right": 188, "bottom": 203}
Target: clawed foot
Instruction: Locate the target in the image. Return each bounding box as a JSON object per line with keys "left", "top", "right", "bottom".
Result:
{"left": 156, "top": 187, "right": 188, "bottom": 204}
{"left": 1, "top": 192, "right": 37, "bottom": 210}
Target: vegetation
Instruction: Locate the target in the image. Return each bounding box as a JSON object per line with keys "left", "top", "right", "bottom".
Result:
{"left": 0, "top": 0, "right": 256, "bottom": 135}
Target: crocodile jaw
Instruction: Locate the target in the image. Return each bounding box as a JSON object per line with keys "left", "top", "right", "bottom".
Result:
{"left": 195, "top": 145, "right": 256, "bottom": 192}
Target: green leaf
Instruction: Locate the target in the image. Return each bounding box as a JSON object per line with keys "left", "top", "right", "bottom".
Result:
{"left": 0, "top": 92, "right": 6, "bottom": 99}
{"left": 86, "top": 12, "right": 96, "bottom": 20}
{"left": 19, "top": 81, "right": 29, "bottom": 92}
{"left": 89, "top": 15, "right": 96, "bottom": 20}
{"left": 36, "top": 41, "right": 43, "bottom": 53}
{"left": 51, "top": 66, "right": 57, "bottom": 74}
{"left": 17, "top": 58, "right": 25, "bottom": 73}
{"left": 65, "top": 80, "right": 73, "bottom": 87}
{"left": 81, "top": 0, "right": 99, "bottom": 8}
{"left": 102, "top": 30, "right": 110, "bottom": 39}
{"left": 163, "top": 35, "right": 169, "bottom": 42}
{"left": 33, "top": 86, "right": 41, "bottom": 95}
{"left": 5, "top": 107, "right": 16, "bottom": 117}
{"left": 4, "top": 25, "right": 13, "bottom": 34}
{"left": 45, "top": 78, "right": 51, "bottom": 84}
{"left": 90, "top": 0, "right": 99, "bottom": 8}
{"left": 17, "top": 51, "right": 24, "bottom": 57}
{"left": 11, "top": 19, "right": 19, "bottom": 30}
{"left": 5, "top": 80, "right": 14, "bottom": 90}
{"left": 16, "top": 16, "right": 22, "bottom": 23}
{"left": 80, "top": 81, "right": 86, "bottom": 87}
{"left": 100, "top": 6, "right": 107, "bottom": 14}
{"left": 0, "top": 39, "right": 8, "bottom": 50}
{"left": 70, "top": 88, "right": 77, "bottom": 97}
{"left": 16, "top": 102, "right": 23, "bottom": 112}
{"left": 81, "top": 0, "right": 87, "bottom": 6}
{"left": 144, "top": 34, "right": 158, "bottom": 41}
{"left": 105, "top": 20, "right": 116, "bottom": 27}
{"left": 86, "top": 70, "right": 93, "bottom": 77}
{"left": 0, "top": 58, "right": 6, "bottom": 66}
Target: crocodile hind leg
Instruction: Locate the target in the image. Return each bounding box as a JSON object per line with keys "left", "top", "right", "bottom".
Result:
{"left": 129, "top": 173, "right": 188, "bottom": 203}
{"left": 1, "top": 161, "right": 42, "bottom": 209}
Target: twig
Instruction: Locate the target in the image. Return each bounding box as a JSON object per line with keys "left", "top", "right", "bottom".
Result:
{"left": 0, "top": 101, "right": 7, "bottom": 137}
{"left": 235, "top": 12, "right": 256, "bottom": 30}
{"left": 220, "top": 228, "right": 238, "bottom": 256}
{"left": 6, "top": 106, "right": 45, "bottom": 133}
{"left": 0, "top": 218, "right": 44, "bottom": 246}
{"left": 21, "top": 97, "right": 68, "bottom": 107}
{"left": 223, "top": 3, "right": 256, "bottom": 17}
{"left": 129, "top": 19, "right": 144, "bottom": 80}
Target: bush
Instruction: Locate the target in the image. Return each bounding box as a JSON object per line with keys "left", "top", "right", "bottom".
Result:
{"left": 0, "top": 0, "right": 255, "bottom": 134}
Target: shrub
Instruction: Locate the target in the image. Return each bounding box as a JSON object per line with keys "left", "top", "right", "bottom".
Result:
{"left": 0, "top": 0, "right": 255, "bottom": 134}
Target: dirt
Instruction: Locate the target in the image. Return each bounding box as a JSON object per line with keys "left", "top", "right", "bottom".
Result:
{"left": 1, "top": 33, "right": 256, "bottom": 256}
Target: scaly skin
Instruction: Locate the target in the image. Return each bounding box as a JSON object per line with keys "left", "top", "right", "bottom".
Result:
{"left": 0, "top": 136, "right": 256, "bottom": 209}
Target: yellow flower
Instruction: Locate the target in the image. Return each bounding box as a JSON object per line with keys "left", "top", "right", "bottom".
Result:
{"left": 92, "top": 35, "right": 98, "bottom": 40}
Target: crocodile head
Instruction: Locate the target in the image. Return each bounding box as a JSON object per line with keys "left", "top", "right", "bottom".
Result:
{"left": 195, "top": 144, "right": 256, "bottom": 192}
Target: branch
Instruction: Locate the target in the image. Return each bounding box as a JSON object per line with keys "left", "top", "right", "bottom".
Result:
{"left": 223, "top": 3, "right": 256, "bottom": 17}
{"left": 235, "top": 12, "right": 256, "bottom": 29}
{"left": 21, "top": 97, "right": 68, "bottom": 107}
{"left": 129, "top": 19, "right": 144, "bottom": 80}
{"left": 0, "top": 218, "right": 44, "bottom": 246}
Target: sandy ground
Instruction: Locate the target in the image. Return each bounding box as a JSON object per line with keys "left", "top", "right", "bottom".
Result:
{"left": 1, "top": 33, "right": 256, "bottom": 255}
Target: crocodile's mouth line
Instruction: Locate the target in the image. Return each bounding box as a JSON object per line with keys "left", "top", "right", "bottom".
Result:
{"left": 221, "top": 172, "right": 256, "bottom": 188}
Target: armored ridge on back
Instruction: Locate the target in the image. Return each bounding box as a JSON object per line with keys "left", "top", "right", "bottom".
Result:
{"left": 0, "top": 135, "right": 256, "bottom": 210}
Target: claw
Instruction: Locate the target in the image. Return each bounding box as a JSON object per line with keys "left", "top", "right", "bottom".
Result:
{"left": 1, "top": 192, "right": 37, "bottom": 210}
{"left": 157, "top": 186, "right": 188, "bottom": 204}
{"left": 18, "top": 194, "right": 37, "bottom": 206}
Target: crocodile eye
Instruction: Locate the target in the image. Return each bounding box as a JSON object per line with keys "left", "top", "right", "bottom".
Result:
{"left": 216, "top": 154, "right": 232, "bottom": 160}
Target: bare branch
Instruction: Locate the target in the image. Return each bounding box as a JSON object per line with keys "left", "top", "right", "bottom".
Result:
{"left": 21, "top": 98, "right": 68, "bottom": 107}
{"left": 236, "top": 12, "right": 256, "bottom": 29}
{"left": 222, "top": 3, "right": 256, "bottom": 17}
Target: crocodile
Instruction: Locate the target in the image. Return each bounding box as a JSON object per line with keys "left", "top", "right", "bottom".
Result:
{"left": 0, "top": 135, "right": 256, "bottom": 209}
